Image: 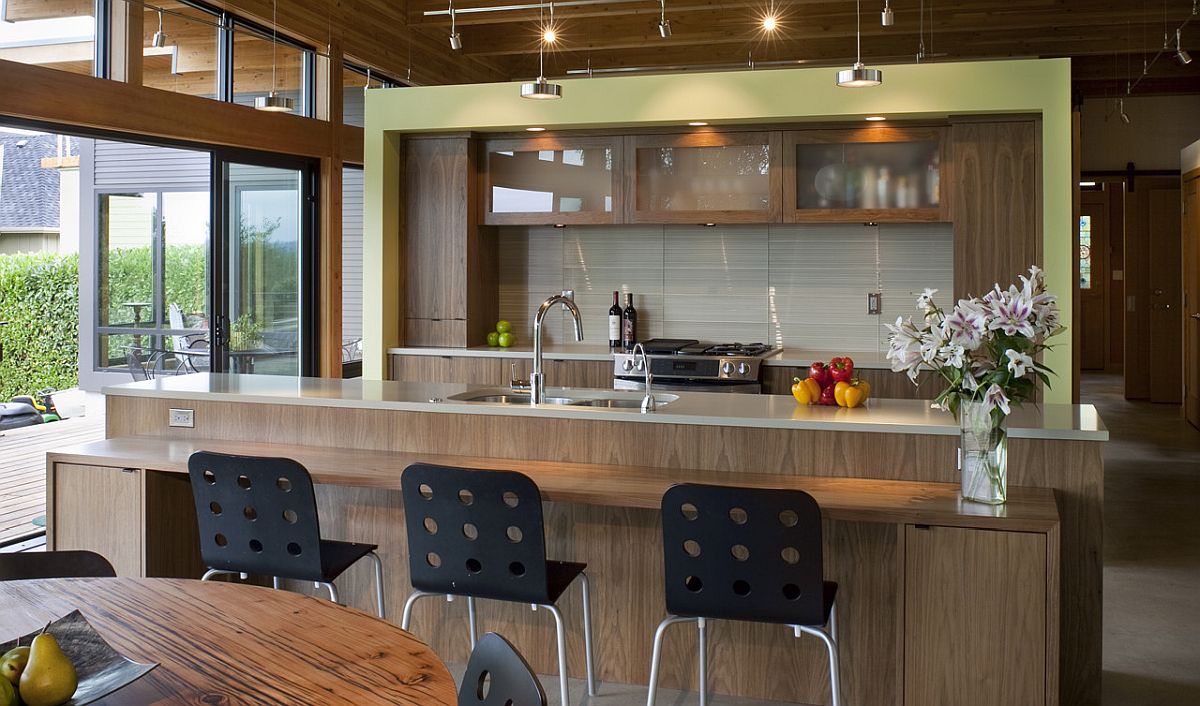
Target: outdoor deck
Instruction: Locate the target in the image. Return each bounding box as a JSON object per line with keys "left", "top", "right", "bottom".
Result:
{"left": 0, "top": 414, "right": 106, "bottom": 545}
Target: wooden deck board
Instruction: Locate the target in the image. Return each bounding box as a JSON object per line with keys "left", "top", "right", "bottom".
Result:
{"left": 0, "top": 415, "right": 105, "bottom": 544}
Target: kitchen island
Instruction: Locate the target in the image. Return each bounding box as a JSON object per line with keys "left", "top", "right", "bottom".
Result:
{"left": 49, "top": 374, "right": 1105, "bottom": 706}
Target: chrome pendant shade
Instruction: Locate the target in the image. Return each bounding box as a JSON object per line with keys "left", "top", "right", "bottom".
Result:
{"left": 151, "top": 10, "right": 167, "bottom": 47}
{"left": 255, "top": 91, "right": 295, "bottom": 112}
{"left": 520, "top": 77, "right": 562, "bottom": 99}
{"left": 837, "top": 62, "right": 883, "bottom": 87}
{"left": 837, "top": 0, "right": 883, "bottom": 87}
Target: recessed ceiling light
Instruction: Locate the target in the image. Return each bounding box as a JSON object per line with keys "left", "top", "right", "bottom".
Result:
{"left": 688, "top": 121, "right": 708, "bottom": 126}
{"left": 526, "top": 126, "right": 546, "bottom": 131}
{"left": 864, "top": 116, "right": 887, "bottom": 121}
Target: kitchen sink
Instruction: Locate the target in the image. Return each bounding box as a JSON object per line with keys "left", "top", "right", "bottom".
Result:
{"left": 446, "top": 389, "right": 676, "bottom": 409}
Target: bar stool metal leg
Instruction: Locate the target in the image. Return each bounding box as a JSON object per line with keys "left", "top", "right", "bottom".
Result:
{"left": 541, "top": 602, "right": 571, "bottom": 706}
{"left": 200, "top": 568, "right": 238, "bottom": 581}
{"left": 580, "top": 571, "right": 597, "bottom": 696}
{"left": 318, "top": 581, "right": 340, "bottom": 604}
{"left": 366, "top": 551, "right": 386, "bottom": 619}
{"left": 467, "top": 596, "right": 479, "bottom": 649}
{"left": 697, "top": 617, "right": 708, "bottom": 706}
{"left": 272, "top": 576, "right": 281, "bottom": 590}
{"left": 646, "top": 615, "right": 698, "bottom": 706}
{"left": 795, "top": 605, "right": 842, "bottom": 706}
{"left": 400, "top": 590, "right": 440, "bottom": 631}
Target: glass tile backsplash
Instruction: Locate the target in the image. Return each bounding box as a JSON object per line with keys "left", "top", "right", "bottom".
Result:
{"left": 497, "top": 223, "right": 954, "bottom": 352}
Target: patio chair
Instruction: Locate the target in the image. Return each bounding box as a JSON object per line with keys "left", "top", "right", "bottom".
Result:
{"left": 169, "top": 304, "right": 210, "bottom": 372}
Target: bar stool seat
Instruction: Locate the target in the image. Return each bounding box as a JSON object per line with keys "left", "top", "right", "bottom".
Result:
{"left": 544, "top": 560, "right": 587, "bottom": 603}
{"left": 317, "top": 539, "right": 380, "bottom": 583}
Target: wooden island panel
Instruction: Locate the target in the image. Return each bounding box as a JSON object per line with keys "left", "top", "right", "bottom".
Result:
{"left": 79, "top": 393, "right": 1088, "bottom": 705}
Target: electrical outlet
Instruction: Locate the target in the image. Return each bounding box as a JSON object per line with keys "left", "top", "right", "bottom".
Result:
{"left": 867, "top": 292, "right": 882, "bottom": 315}
{"left": 169, "top": 408, "right": 194, "bottom": 428}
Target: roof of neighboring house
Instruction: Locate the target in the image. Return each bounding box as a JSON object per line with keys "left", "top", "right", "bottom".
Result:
{"left": 0, "top": 133, "right": 74, "bottom": 231}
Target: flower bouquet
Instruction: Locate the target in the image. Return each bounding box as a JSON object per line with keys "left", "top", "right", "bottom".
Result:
{"left": 885, "top": 265, "right": 1063, "bottom": 503}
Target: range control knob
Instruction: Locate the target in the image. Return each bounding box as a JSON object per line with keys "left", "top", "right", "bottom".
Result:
{"left": 635, "top": 359, "right": 646, "bottom": 372}
{"left": 737, "top": 362, "right": 751, "bottom": 376}
{"left": 721, "top": 361, "right": 735, "bottom": 375}
{"left": 621, "top": 359, "right": 634, "bottom": 372}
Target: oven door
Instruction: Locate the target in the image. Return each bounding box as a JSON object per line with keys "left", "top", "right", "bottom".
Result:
{"left": 614, "top": 377, "right": 761, "bottom": 394}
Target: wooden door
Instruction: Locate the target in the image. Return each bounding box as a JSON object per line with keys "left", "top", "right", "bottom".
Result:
{"left": 1184, "top": 177, "right": 1200, "bottom": 429}
{"left": 1148, "top": 188, "right": 1184, "bottom": 403}
{"left": 50, "top": 463, "right": 143, "bottom": 577}
{"left": 904, "top": 525, "right": 1048, "bottom": 706}
{"left": 1079, "top": 195, "right": 1108, "bottom": 371}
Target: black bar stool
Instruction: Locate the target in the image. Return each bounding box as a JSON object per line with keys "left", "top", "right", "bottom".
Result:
{"left": 458, "top": 632, "right": 547, "bottom": 706}
{"left": 187, "top": 451, "right": 385, "bottom": 618}
{"left": 0, "top": 550, "right": 116, "bottom": 580}
{"left": 400, "top": 463, "right": 596, "bottom": 706}
{"left": 646, "top": 483, "right": 841, "bottom": 706}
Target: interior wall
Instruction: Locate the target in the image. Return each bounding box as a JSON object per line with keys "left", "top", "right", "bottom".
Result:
{"left": 1080, "top": 95, "right": 1200, "bottom": 171}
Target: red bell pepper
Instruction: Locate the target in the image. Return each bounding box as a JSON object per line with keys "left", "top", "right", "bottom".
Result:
{"left": 808, "top": 361, "right": 832, "bottom": 388}
{"left": 829, "top": 356, "right": 855, "bottom": 383}
{"left": 818, "top": 382, "right": 838, "bottom": 406}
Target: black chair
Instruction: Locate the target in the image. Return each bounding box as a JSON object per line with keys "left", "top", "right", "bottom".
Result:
{"left": 0, "top": 550, "right": 116, "bottom": 580}
{"left": 400, "top": 463, "right": 595, "bottom": 706}
{"left": 646, "top": 483, "right": 841, "bottom": 706}
{"left": 458, "top": 632, "right": 547, "bottom": 706}
{"left": 187, "top": 451, "right": 385, "bottom": 618}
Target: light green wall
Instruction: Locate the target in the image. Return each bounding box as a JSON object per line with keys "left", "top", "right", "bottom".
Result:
{"left": 365, "top": 58, "right": 1074, "bottom": 403}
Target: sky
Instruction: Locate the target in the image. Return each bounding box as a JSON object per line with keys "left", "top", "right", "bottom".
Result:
{"left": 0, "top": 15, "right": 93, "bottom": 46}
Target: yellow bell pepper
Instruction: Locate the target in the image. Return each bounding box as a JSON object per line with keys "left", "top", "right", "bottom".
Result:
{"left": 842, "top": 379, "right": 872, "bottom": 408}
{"left": 834, "top": 381, "right": 851, "bottom": 407}
{"left": 791, "top": 377, "right": 821, "bottom": 405}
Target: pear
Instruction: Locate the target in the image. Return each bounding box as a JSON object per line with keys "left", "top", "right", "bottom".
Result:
{"left": 0, "top": 675, "right": 16, "bottom": 706}
{"left": 0, "top": 646, "right": 29, "bottom": 685}
{"left": 18, "top": 627, "right": 76, "bottom": 706}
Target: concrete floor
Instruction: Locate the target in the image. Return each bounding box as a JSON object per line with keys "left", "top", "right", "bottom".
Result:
{"left": 454, "top": 374, "right": 1200, "bottom": 706}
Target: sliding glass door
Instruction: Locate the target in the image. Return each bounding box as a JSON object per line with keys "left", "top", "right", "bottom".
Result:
{"left": 212, "top": 155, "right": 316, "bottom": 376}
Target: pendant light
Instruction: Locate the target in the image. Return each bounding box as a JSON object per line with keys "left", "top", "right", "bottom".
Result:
{"left": 837, "top": 0, "right": 883, "bottom": 87}
{"left": 255, "top": 0, "right": 294, "bottom": 112}
{"left": 151, "top": 9, "right": 167, "bottom": 48}
{"left": 520, "top": 3, "right": 562, "bottom": 99}
{"left": 1177, "top": 28, "right": 1193, "bottom": 65}
{"left": 881, "top": 0, "right": 894, "bottom": 26}
{"left": 658, "top": 0, "right": 672, "bottom": 38}
{"left": 448, "top": 1, "right": 462, "bottom": 50}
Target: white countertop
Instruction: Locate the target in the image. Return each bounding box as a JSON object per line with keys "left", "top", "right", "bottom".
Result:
{"left": 103, "top": 374, "right": 1107, "bottom": 441}
{"left": 388, "top": 345, "right": 893, "bottom": 369}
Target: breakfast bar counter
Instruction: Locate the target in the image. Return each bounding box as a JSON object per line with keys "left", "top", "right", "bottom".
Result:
{"left": 47, "top": 374, "right": 1105, "bottom": 706}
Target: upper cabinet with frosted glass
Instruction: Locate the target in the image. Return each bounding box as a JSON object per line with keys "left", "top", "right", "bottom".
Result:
{"left": 626, "top": 132, "right": 782, "bottom": 223}
{"left": 483, "top": 137, "right": 622, "bottom": 225}
{"left": 783, "top": 127, "right": 949, "bottom": 223}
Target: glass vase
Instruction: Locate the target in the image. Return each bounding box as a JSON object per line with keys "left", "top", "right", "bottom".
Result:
{"left": 958, "top": 399, "right": 1008, "bottom": 504}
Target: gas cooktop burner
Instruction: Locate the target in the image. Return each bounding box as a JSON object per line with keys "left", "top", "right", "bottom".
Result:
{"left": 703, "top": 342, "right": 774, "bottom": 356}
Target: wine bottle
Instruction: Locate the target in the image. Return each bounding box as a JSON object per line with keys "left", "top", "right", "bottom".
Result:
{"left": 608, "top": 291, "right": 622, "bottom": 349}
{"left": 622, "top": 293, "right": 638, "bottom": 352}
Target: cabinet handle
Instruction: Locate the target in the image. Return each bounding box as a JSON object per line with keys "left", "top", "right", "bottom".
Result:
{"left": 120, "top": 467, "right": 139, "bottom": 474}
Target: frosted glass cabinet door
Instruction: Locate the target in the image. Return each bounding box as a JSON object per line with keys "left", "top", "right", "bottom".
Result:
{"left": 784, "top": 127, "right": 949, "bottom": 223}
{"left": 627, "top": 132, "right": 782, "bottom": 223}
{"left": 484, "top": 137, "right": 620, "bottom": 225}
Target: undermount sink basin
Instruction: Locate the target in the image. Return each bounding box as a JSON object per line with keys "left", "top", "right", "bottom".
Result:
{"left": 446, "top": 389, "right": 677, "bottom": 409}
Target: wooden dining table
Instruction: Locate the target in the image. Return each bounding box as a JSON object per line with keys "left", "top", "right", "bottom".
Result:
{"left": 0, "top": 577, "right": 457, "bottom": 705}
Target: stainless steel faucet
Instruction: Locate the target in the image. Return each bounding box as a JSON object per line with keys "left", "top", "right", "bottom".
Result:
{"left": 531, "top": 290, "right": 584, "bottom": 404}
{"left": 631, "top": 342, "right": 657, "bottom": 413}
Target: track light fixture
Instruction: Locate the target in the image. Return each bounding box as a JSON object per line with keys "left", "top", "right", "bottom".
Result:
{"left": 837, "top": 0, "right": 883, "bottom": 86}
{"left": 254, "top": 0, "right": 294, "bottom": 112}
{"left": 1118, "top": 98, "right": 1131, "bottom": 124}
{"left": 762, "top": 14, "right": 779, "bottom": 32}
{"left": 542, "top": 1, "right": 557, "bottom": 43}
{"left": 151, "top": 9, "right": 166, "bottom": 48}
{"left": 658, "top": 0, "right": 671, "bottom": 37}
{"left": 448, "top": 1, "right": 462, "bottom": 50}
{"left": 1177, "top": 28, "right": 1193, "bottom": 65}
{"left": 881, "top": 0, "right": 894, "bottom": 26}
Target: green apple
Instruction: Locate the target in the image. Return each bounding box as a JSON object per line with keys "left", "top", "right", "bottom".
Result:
{"left": 486, "top": 331, "right": 500, "bottom": 347}
{"left": 495, "top": 320, "right": 512, "bottom": 334}
{"left": 497, "top": 332, "right": 514, "bottom": 348}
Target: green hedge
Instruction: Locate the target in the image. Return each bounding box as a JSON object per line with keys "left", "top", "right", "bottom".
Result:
{"left": 103, "top": 244, "right": 207, "bottom": 327}
{"left": 0, "top": 252, "right": 79, "bottom": 400}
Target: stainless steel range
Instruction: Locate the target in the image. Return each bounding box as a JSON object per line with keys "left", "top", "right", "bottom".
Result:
{"left": 612, "top": 338, "right": 776, "bottom": 394}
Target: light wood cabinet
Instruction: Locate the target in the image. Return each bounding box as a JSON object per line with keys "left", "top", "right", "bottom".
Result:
{"left": 48, "top": 462, "right": 202, "bottom": 579}
{"left": 403, "top": 136, "right": 498, "bottom": 347}
{"left": 783, "top": 126, "right": 949, "bottom": 223}
{"left": 904, "top": 524, "right": 1053, "bottom": 706}
{"left": 624, "top": 131, "right": 783, "bottom": 223}
{"left": 390, "top": 353, "right": 612, "bottom": 389}
{"left": 482, "top": 136, "right": 622, "bottom": 225}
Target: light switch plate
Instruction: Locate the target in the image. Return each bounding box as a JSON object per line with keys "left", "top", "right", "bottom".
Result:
{"left": 867, "top": 292, "right": 882, "bottom": 315}
{"left": 169, "top": 408, "right": 194, "bottom": 428}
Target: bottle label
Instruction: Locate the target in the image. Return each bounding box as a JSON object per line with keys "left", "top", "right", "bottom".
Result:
{"left": 623, "top": 319, "right": 636, "bottom": 345}
{"left": 608, "top": 315, "right": 620, "bottom": 341}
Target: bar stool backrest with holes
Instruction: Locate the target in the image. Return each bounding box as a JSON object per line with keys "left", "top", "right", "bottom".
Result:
{"left": 401, "top": 463, "right": 551, "bottom": 604}
{"left": 188, "top": 451, "right": 326, "bottom": 582}
{"left": 457, "top": 632, "right": 547, "bottom": 706}
{"left": 661, "top": 483, "right": 827, "bottom": 627}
